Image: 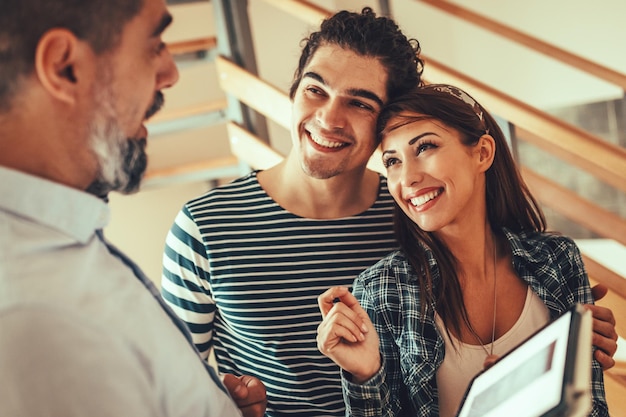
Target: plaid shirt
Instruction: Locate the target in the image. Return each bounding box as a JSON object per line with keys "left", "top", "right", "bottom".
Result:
{"left": 342, "top": 228, "right": 608, "bottom": 417}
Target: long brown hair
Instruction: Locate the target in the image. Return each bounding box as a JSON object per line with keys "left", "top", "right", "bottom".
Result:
{"left": 377, "top": 84, "right": 546, "bottom": 340}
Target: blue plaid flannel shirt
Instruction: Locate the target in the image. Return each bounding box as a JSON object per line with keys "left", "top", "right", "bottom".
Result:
{"left": 342, "top": 228, "right": 608, "bottom": 417}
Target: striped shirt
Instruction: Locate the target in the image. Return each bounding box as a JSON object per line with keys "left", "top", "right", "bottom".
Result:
{"left": 161, "top": 171, "right": 397, "bottom": 416}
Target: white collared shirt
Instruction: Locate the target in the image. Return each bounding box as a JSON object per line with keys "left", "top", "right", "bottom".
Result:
{"left": 0, "top": 166, "right": 241, "bottom": 417}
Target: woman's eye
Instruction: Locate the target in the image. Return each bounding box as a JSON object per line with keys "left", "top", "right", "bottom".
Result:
{"left": 383, "top": 157, "right": 399, "bottom": 168}
{"left": 417, "top": 143, "right": 436, "bottom": 154}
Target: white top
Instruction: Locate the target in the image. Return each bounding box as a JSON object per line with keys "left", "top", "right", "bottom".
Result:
{"left": 0, "top": 166, "right": 242, "bottom": 417}
{"left": 435, "top": 286, "right": 550, "bottom": 417}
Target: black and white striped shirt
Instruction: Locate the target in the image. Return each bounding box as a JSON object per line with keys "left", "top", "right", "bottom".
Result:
{"left": 161, "top": 171, "right": 397, "bottom": 416}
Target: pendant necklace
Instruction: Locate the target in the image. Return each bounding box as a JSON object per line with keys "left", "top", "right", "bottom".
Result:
{"left": 476, "top": 242, "right": 498, "bottom": 364}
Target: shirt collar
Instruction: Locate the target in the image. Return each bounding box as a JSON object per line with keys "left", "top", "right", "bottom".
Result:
{"left": 502, "top": 227, "right": 546, "bottom": 264}
{"left": 0, "top": 166, "right": 110, "bottom": 243}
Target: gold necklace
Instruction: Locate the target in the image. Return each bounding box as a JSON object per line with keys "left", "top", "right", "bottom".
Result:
{"left": 474, "top": 242, "right": 497, "bottom": 361}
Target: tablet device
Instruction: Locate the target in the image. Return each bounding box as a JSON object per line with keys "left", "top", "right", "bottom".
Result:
{"left": 455, "top": 304, "right": 592, "bottom": 417}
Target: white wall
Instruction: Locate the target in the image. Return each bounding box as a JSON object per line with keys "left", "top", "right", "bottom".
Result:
{"left": 105, "top": 181, "right": 211, "bottom": 285}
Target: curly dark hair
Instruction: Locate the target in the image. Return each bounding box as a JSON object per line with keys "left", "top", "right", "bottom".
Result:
{"left": 289, "top": 7, "right": 424, "bottom": 101}
{"left": 0, "top": 0, "right": 144, "bottom": 111}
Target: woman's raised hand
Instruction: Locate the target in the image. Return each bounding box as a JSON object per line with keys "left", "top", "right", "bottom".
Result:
{"left": 317, "top": 286, "right": 382, "bottom": 383}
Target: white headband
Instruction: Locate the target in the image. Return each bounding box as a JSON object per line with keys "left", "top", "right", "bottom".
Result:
{"left": 431, "top": 84, "right": 487, "bottom": 132}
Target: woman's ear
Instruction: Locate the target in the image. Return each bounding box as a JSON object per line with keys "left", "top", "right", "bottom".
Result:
{"left": 477, "top": 134, "right": 496, "bottom": 172}
{"left": 34, "top": 28, "right": 87, "bottom": 105}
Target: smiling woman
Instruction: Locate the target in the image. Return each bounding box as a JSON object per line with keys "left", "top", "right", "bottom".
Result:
{"left": 316, "top": 84, "right": 611, "bottom": 417}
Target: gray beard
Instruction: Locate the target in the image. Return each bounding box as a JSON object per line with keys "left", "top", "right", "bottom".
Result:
{"left": 85, "top": 137, "right": 147, "bottom": 198}
{"left": 85, "top": 88, "right": 162, "bottom": 198}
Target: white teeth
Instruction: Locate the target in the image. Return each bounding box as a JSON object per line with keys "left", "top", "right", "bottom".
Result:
{"left": 410, "top": 189, "right": 442, "bottom": 206}
{"left": 310, "top": 133, "right": 345, "bottom": 148}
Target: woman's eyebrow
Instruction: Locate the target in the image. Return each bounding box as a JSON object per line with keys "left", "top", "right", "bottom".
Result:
{"left": 409, "top": 132, "right": 436, "bottom": 145}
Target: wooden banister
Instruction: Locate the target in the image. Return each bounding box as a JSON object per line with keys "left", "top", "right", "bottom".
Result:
{"left": 144, "top": 155, "right": 240, "bottom": 184}
{"left": 514, "top": 126, "right": 626, "bottom": 190}
{"left": 216, "top": 56, "right": 292, "bottom": 130}
{"left": 423, "top": 57, "right": 626, "bottom": 194}
{"left": 217, "top": 54, "right": 626, "bottom": 325}
{"left": 254, "top": 0, "right": 626, "bottom": 193}
{"left": 416, "top": 0, "right": 626, "bottom": 91}
{"left": 260, "top": 0, "right": 626, "bottom": 92}
{"left": 604, "top": 370, "right": 626, "bottom": 415}
{"left": 168, "top": 37, "right": 217, "bottom": 56}
{"left": 226, "top": 122, "right": 284, "bottom": 169}
{"left": 607, "top": 361, "right": 626, "bottom": 387}
{"left": 521, "top": 168, "right": 626, "bottom": 248}
{"left": 585, "top": 256, "right": 626, "bottom": 302}
{"left": 147, "top": 99, "right": 228, "bottom": 125}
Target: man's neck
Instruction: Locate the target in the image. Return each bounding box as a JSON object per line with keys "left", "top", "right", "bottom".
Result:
{"left": 0, "top": 92, "right": 93, "bottom": 191}
{"left": 257, "top": 157, "right": 380, "bottom": 219}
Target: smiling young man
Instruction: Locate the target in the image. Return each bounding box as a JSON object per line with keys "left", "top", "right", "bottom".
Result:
{"left": 0, "top": 0, "right": 264, "bottom": 416}
{"left": 161, "top": 8, "right": 423, "bottom": 416}
{"left": 260, "top": 44, "right": 388, "bottom": 219}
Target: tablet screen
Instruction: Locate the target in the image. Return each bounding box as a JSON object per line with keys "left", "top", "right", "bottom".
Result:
{"left": 456, "top": 309, "right": 572, "bottom": 417}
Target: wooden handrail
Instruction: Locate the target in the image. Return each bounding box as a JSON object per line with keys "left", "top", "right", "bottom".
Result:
{"left": 607, "top": 361, "right": 626, "bottom": 386}
{"left": 226, "top": 122, "right": 284, "bottom": 169}
{"left": 168, "top": 36, "right": 217, "bottom": 56}
{"left": 217, "top": 56, "right": 292, "bottom": 130}
{"left": 416, "top": 0, "right": 626, "bottom": 91}
{"left": 423, "top": 57, "right": 626, "bottom": 194}
{"left": 261, "top": 0, "right": 626, "bottom": 92}
{"left": 521, "top": 168, "right": 626, "bottom": 248}
{"left": 147, "top": 99, "right": 228, "bottom": 125}
{"left": 585, "top": 257, "right": 626, "bottom": 301}
{"left": 215, "top": 49, "right": 626, "bottom": 249}
{"left": 604, "top": 370, "right": 626, "bottom": 412}
{"left": 144, "top": 155, "right": 240, "bottom": 182}
{"left": 256, "top": 0, "right": 626, "bottom": 193}
{"left": 215, "top": 57, "right": 626, "bottom": 309}
{"left": 514, "top": 126, "right": 626, "bottom": 188}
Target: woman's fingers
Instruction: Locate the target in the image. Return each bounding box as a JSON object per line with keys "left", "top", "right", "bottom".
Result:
{"left": 318, "top": 286, "right": 353, "bottom": 317}
{"left": 318, "top": 302, "right": 365, "bottom": 347}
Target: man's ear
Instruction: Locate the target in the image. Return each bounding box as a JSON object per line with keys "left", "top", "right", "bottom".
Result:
{"left": 34, "top": 28, "right": 92, "bottom": 105}
{"left": 477, "top": 134, "right": 496, "bottom": 173}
